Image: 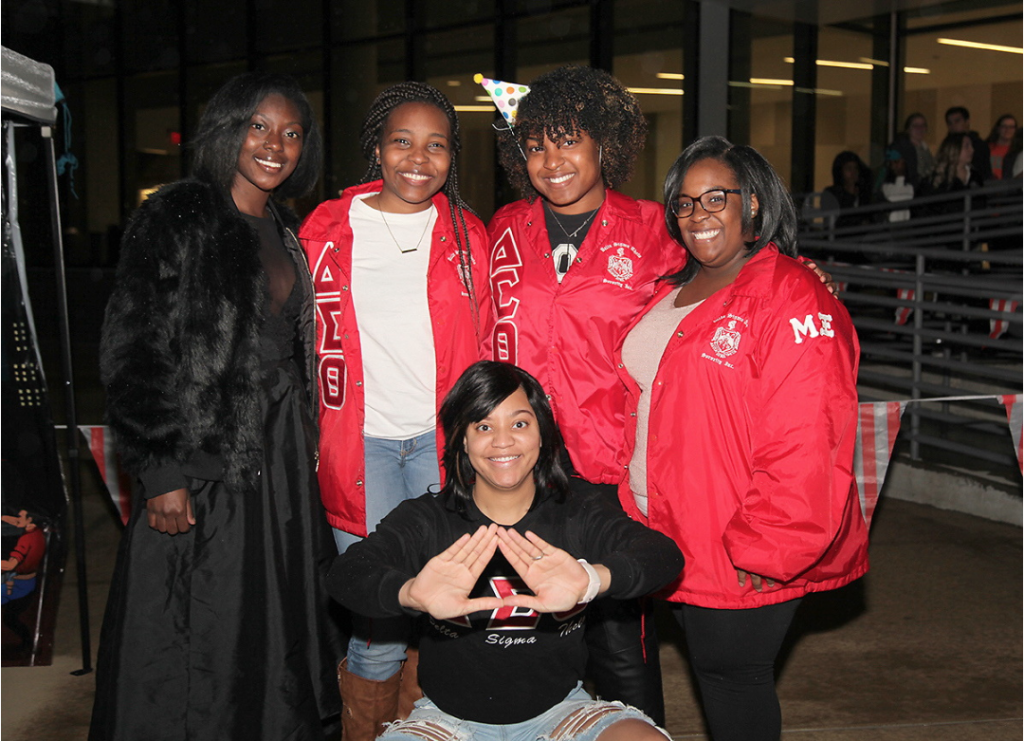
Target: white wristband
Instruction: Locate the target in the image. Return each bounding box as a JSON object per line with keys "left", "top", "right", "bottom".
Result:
{"left": 576, "top": 559, "right": 601, "bottom": 604}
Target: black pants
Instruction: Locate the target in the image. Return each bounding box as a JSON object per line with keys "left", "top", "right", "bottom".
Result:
{"left": 674, "top": 599, "right": 802, "bottom": 741}
{"left": 565, "top": 465, "right": 665, "bottom": 726}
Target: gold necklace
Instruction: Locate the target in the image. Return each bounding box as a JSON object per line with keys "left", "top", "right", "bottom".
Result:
{"left": 379, "top": 205, "right": 433, "bottom": 254}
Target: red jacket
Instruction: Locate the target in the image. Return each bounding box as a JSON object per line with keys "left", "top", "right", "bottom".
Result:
{"left": 300, "top": 182, "right": 492, "bottom": 535}
{"left": 484, "top": 190, "right": 683, "bottom": 485}
{"left": 615, "top": 245, "right": 868, "bottom": 608}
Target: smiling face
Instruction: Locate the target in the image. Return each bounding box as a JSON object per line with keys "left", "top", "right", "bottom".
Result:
{"left": 675, "top": 158, "right": 757, "bottom": 276}
{"left": 231, "top": 93, "right": 304, "bottom": 216}
{"left": 464, "top": 386, "right": 541, "bottom": 502}
{"left": 525, "top": 129, "right": 605, "bottom": 215}
{"left": 374, "top": 101, "right": 452, "bottom": 214}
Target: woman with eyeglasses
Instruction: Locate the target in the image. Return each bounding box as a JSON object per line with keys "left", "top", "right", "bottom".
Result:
{"left": 613, "top": 136, "right": 869, "bottom": 741}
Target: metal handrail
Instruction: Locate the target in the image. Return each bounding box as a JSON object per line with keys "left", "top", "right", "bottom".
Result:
{"left": 797, "top": 179, "right": 1023, "bottom": 476}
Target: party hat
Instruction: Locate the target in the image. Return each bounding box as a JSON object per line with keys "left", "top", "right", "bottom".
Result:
{"left": 474, "top": 74, "right": 530, "bottom": 124}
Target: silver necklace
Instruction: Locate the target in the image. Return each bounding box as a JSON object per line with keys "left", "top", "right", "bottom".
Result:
{"left": 546, "top": 204, "right": 598, "bottom": 241}
{"left": 379, "top": 206, "right": 432, "bottom": 254}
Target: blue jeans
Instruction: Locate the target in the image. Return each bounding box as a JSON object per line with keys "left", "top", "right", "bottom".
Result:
{"left": 334, "top": 431, "right": 439, "bottom": 681}
{"left": 379, "top": 683, "right": 668, "bottom": 741}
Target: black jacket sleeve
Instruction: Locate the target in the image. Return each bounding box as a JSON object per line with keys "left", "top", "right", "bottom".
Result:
{"left": 567, "top": 492, "right": 684, "bottom": 601}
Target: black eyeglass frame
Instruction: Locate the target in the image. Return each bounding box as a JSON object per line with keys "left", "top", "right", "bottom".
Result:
{"left": 669, "top": 188, "right": 743, "bottom": 218}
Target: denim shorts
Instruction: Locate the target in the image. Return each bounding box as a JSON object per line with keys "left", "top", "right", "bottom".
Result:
{"left": 378, "top": 682, "right": 668, "bottom": 741}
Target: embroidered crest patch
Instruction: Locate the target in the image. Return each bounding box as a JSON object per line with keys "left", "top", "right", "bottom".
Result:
{"left": 710, "top": 320, "right": 742, "bottom": 358}
{"left": 607, "top": 247, "right": 634, "bottom": 282}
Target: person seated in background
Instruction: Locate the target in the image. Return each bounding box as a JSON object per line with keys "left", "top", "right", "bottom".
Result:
{"left": 986, "top": 114, "right": 1019, "bottom": 180}
{"left": 877, "top": 149, "right": 915, "bottom": 222}
{"left": 327, "top": 360, "right": 683, "bottom": 741}
{"left": 889, "top": 113, "right": 934, "bottom": 188}
{"left": 944, "top": 106, "right": 992, "bottom": 182}
{"left": 820, "top": 150, "right": 873, "bottom": 227}
{"left": 928, "top": 132, "right": 984, "bottom": 195}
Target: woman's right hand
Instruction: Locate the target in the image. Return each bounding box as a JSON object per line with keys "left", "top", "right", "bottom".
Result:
{"left": 146, "top": 488, "right": 196, "bottom": 535}
{"left": 399, "top": 524, "right": 504, "bottom": 619}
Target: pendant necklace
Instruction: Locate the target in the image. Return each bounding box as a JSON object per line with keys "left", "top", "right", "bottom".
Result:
{"left": 546, "top": 203, "right": 598, "bottom": 241}
{"left": 379, "top": 205, "right": 432, "bottom": 254}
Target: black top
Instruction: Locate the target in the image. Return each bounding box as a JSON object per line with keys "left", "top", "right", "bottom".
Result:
{"left": 327, "top": 487, "right": 683, "bottom": 725}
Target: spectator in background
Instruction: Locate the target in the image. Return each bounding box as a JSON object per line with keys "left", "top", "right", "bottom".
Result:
{"left": 877, "top": 149, "right": 914, "bottom": 222}
{"left": 944, "top": 106, "right": 992, "bottom": 182}
{"left": 986, "top": 114, "right": 1019, "bottom": 180}
{"left": 821, "top": 151, "right": 873, "bottom": 227}
{"left": 926, "top": 132, "right": 984, "bottom": 210}
{"left": 889, "top": 113, "right": 934, "bottom": 188}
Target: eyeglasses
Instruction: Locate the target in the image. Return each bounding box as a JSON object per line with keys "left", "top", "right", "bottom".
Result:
{"left": 669, "top": 188, "right": 743, "bottom": 218}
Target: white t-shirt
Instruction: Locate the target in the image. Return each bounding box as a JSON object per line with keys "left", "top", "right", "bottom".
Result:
{"left": 350, "top": 194, "right": 437, "bottom": 439}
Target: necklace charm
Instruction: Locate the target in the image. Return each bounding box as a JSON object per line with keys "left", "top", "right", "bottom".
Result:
{"left": 379, "top": 205, "right": 433, "bottom": 254}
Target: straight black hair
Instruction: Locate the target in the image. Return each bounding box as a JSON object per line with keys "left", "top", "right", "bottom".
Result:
{"left": 662, "top": 136, "right": 797, "bottom": 286}
{"left": 438, "top": 361, "right": 570, "bottom": 515}
{"left": 191, "top": 72, "right": 322, "bottom": 200}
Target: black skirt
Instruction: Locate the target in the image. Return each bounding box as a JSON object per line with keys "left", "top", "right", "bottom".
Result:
{"left": 90, "top": 358, "right": 344, "bottom": 741}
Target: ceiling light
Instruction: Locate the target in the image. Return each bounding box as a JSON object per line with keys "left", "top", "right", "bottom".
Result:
{"left": 783, "top": 57, "right": 873, "bottom": 70}
{"left": 655, "top": 72, "right": 685, "bottom": 80}
{"left": 937, "top": 38, "right": 1023, "bottom": 54}
{"left": 903, "top": 66, "right": 931, "bottom": 74}
{"left": 453, "top": 105, "right": 496, "bottom": 112}
{"left": 447, "top": 80, "right": 462, "bottom": 87}
{"left": 627, "top": 87, "right": 683, "bottom": 95}
{"left": 750, "top": 77, "right": 793, "bottom": 86}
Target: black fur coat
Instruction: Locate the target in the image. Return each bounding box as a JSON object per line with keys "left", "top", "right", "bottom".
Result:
{"left": 99, "top": 178, "right": 316, "bottom": 493}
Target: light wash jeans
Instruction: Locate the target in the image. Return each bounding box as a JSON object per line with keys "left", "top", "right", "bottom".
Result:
{"left": 334, "top": 431, "right": 439, "bottom": 681}
{"left": 379, "top": 683, "right": 669, "bottom": 741}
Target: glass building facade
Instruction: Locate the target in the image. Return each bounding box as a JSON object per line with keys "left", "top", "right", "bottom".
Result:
{"left": 3, "top": 0, "right": 1020, "bottom": 265}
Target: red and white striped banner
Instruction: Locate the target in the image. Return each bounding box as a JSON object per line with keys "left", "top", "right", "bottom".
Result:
{"left": 79, "top": 426, "right": 133, "bottom": 525}
{"left": 988, "top": 299, "right": 1019, "bottom": 340}
{"left": 853, "top": 401, "right": 907, "bottom": 529}
{"left": 999, "top": 394, "right": 1023, "bottom": 473}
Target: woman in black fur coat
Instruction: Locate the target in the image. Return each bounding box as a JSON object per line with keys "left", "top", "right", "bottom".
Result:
{"left": 90, "top": 73, "right": 343, "bottom": 741}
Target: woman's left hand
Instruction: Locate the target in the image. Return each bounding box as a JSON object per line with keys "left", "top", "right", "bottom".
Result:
{"left": 736, "top": 569, "right": 777, "bottom": 593}
{"left": 496, "top": 529, "right": 603, "bottom": 613}
{"left": 801, "top": 259, "right": 839, "bottom": 296}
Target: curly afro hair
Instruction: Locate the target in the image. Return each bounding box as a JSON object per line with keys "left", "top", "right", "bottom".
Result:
{"left": 497, "top": 65, "right": 648, "bottom": 201}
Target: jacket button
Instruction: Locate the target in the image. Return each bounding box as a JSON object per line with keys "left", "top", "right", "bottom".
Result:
{"left": 545, "top": 394, "right": 551, "bottom": 400}
{"left": 630, "top": 412, "right": 636, "bottom": 417}
{"left": 355, "top": 381, "right": 362, "bottom": 386}
{"left": 355, "top": 479, "right": 363, "bottom": 486}
{"left": 544, "top": 253, "right": 550, "bottom": 258}
{"left": 575, "top": 257, "right": 582, "bottom": 264}
{"left": 527, "top": 221, "right": 532, "bottom": 226}
{"left": 601, "top": 220, "right": 608, "bottom": 226}
{"left": 440, "top": 236, "right": 447, "bottom": 242}
{"left": 677, "top": 331, "right": 684, "bottom": 337}
{"left": 617, "top": 363, "right": 623, "bottom": 368}
{"left": 342, "top": 285, "right": 349, "bottom": 291}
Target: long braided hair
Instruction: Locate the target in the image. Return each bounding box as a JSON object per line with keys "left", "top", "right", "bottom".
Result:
{"left": 359, "top": 82, "right": 481, "bottom": 340}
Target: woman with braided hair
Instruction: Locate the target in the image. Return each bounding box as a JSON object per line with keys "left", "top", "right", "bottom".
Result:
{"left": 299, "top": 81, "right": 492, "bottom": 739}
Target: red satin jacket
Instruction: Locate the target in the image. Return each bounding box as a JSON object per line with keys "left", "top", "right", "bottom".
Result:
{"left": 615, "top": 245, "right": 869, "bottom": 608}
{"left": 300, "top": 182, "right": 491, "bottom": 535}
{"left": 484, "top": 189, "right": 683, "bottom": 485}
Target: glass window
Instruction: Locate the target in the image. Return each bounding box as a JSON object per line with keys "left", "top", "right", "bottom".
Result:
{"left": 812, "top": 26, "right": 874, "bottom": 192}
{"left": 517, "top": 6, "right": 590, "bottom": 80}
{"left": 124, "top": 72, "right": 182, "bottom": 210}
{"left": 423, "top": 0, "right": 494, "bottom": 29}
{"left": 745, "top": 16, "right": 795, "bottom": 184}
{"left": 122, "top": 0, "right": 180, "bottom": 73}
{"left": 613, "top": 0, "right": 687, "bottom": 202}
{"left": 186, "top": 1, "right": 246, "bottom": 64}
{"left": 333, "top": 0, "right": 406, "bottom": 42}
{"left": 903, "top": 12, "right": 1022, "bottom": 157}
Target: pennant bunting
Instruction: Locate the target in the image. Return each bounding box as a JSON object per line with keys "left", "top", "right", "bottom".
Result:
{"left": 474, "top": 74, "right": 530, "bottom": 124}
{"left": 853, "top": 401, "right": 907, "bottom": 529}
{"left": 79, "top": 425, "right": 133, "bottom": 525}
{"left": 988, "top": 299, "right": 1019, "bottom": 340}
{"left": 879, "top": 267, "right": 916, "bottom": 325}
{"left": 999, "top": 394, "right": 1023, "bottom": 473}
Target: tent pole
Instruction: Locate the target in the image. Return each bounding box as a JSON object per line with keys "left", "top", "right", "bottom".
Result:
{"left": 41, "top": 125, "right": 92, "bottom": 675}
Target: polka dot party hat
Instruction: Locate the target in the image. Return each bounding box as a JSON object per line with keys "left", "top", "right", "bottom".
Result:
{"left": 474, "top": 74, "right": 530, "bottom": 125}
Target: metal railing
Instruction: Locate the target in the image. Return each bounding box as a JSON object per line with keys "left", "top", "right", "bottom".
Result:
{"left": 796, "top": 180, "right": 1022, "bottom": 473}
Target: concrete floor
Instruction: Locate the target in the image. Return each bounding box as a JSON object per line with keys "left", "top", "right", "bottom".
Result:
{"left": 2, "top": 474, "right": 1021, "bottom": 740}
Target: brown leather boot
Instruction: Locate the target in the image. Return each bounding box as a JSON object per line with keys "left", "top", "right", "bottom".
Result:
{"left": 397, "top": 647, "right": 424, "bottom": 719}
{"left": 337, "top": 658, "right": 400, "bottom": 741}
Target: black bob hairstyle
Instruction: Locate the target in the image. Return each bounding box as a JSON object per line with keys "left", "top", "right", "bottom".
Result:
{"left": 438, "top": 361, "right": 570, "bottom": 513}
{"left": 662, "top": 136, "right": 797, "bottom": 287}
{"left": 191, "top": 72, "right": 322, "bottom": 200}
{"left": 497, "top": 65, "right": 648, "bottom": 201}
